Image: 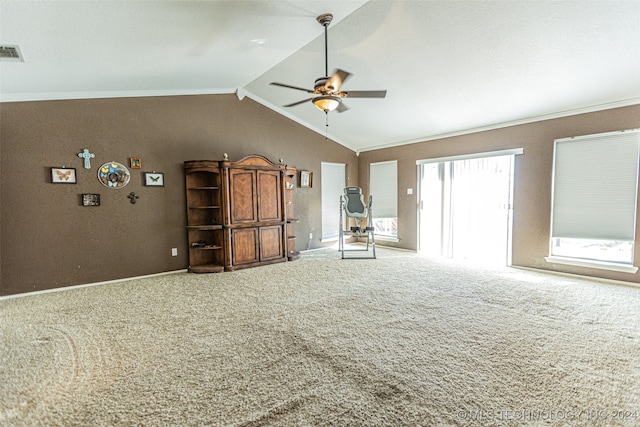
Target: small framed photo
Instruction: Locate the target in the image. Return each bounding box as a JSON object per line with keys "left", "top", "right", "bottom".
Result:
{"left": 82, "top": 194, "right": 100, "bottom": 206}
{"left": 129, "top": 157, "right": 142, "bottom": 168}
{"left": 51, "top": 167, "right": 77, "bottom": 184}
{"left": 144, "top": 172, "right": 164, "bottom": 187}
{"left": 300, "top": 170, "right": 312, "bottom": 188}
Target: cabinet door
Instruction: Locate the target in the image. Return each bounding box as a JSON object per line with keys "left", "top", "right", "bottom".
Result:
{"left": 257, "top": 170, "right": 282, "bottom": 222}
{"left": 229, "top": 169, "right": 257, "bottom": 224}
{"left": 260, "top": 225, "right": 284, "bottom": 261}
{"left": 231, "top": 228, "right": 259, "bottom": 265}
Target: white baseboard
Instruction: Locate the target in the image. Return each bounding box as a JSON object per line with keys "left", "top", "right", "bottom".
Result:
{"left": 0, "top": 269, "right": 188, "bottom": 301}
{"left": 513, "top": 265, "right": 640, "bottom": 289}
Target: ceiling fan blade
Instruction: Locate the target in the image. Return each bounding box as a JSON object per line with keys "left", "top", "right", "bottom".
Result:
{"left": 270, "top": 82, "right": 315, "bottom": 94}
{"left": 343, "top": 90, "right": 387, "bottom": 98}
{"left": 336, "top": 102, "right": 349, "bottom": 113}
{"left": 283, "top": 98, "right": 313, "bottom": 108}
{"left": 325, "top": 69, "right": 351, "bottom": 92}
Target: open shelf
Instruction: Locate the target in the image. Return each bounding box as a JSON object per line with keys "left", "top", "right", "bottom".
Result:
{"left": 190, "top": 245, "right": 223, "bottom": 250}
{"left": 185, "top": 165, "right": 224, "bottom": 273}
{"left": 188, "top": 264, "right": 224, "bottom": 273}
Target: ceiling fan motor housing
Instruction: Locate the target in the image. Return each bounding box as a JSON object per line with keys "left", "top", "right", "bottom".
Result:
{"left": 315, "top": 77, "right": 330, "bottom": 93}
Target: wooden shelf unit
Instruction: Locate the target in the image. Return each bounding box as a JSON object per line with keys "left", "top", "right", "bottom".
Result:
{"left": 184, "top": 155, "right": 300, "bottom": 273}
{"left": 284, "top": 167, "right": 300, "bottom": 260}
{"left": 185, "top": 162, "right": 225, "bottom": 273}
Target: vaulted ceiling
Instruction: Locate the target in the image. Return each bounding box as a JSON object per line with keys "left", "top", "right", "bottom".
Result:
{"left": 2, "top": 1, "right": 639, "bottom": 153}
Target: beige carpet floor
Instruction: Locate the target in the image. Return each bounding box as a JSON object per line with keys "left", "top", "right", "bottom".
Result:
{"left": 1, "top": 247, "right": 639, "bottom": 426}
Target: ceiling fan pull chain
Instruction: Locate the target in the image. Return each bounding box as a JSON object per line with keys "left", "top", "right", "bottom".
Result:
{"left": 325, "top": 112, "right": 329, "bottom": 139}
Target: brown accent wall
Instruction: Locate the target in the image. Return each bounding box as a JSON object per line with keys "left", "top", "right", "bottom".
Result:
{"left": 358, "top": 104, "right": 640, "bottom": 284}
{"left": 0, "top": 95, "right": 357, "bottom": 295}
{"left": 2, "top": 97, "right": 639, "bottom": 295}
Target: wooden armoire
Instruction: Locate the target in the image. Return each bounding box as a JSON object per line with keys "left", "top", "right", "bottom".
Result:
{"left": 185, "top": 155, "right": 299, "bottom": 273}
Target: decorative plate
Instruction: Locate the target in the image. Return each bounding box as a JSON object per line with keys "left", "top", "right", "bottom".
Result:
{"left": 98, "top": 161, "right": 130, "bottom": 188}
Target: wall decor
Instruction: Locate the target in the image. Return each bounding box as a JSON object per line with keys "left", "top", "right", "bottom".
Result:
{"left": 144, "top": 172, "right": 164, "bottom": 187}
{"left": 300, "top": 170, "right": 312, "bottom": 188}
{"left": 127, "top": 192, "right": 139, "bottom": 204}
{"left": 98, "top": 161, "right": 130, "bottom": 188}
{"left": 77, "top": 148, "right": 95, "bottom": 169}
{"left": 129, "top": 157, "right": 142, "bottom": 168}
{"left": 82, "top": 193, "right": 100, "bottom": 206}
{"left": 51, "top": 167, "right": 77, "bottom": 184}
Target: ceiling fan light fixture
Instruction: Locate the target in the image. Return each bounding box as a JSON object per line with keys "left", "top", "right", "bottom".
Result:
{"left": 313, "top": 95, "right": 341, "bottom": 112}
{"left": 270, "top": 12, "right": 386, "bottom": 115}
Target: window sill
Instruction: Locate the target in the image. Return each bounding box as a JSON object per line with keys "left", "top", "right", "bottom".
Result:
{"left": 545, "top": 256, "right": 639, "bottom": 274}
{"left": 320, "top": 237, "right": 339, "bottom": 243}
{"left": 375, "top": 235, "right": 399, "bottom": 243}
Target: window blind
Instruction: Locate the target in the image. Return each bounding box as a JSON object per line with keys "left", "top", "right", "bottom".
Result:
{"left": 321, "top": 162, "right": 345, "bottom": 240}
{"left": 370, "top": 161, "right": 398, "bottom": 218}
{"left": 551, "top": 129, "right": 640, "bottom": 241}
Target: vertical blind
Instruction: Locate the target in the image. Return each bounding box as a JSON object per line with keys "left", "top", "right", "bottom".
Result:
{"left": 370, "top": 161, "right": 398, "bottom": 218}
{"left": 321, "top": 162, "right": 346, "bottom": 240}
{"left": 551, "top": 129, "right": 640, "bottom": 241}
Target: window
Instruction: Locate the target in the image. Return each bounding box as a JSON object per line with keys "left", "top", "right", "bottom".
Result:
{"left": 548, "top": 129, "right": 640, "bottom": 272}
{"left": 370, "top": 160, "right": 398, "bottom": 238}
{"left": 321, "top": 162, "right": 346, "bottom": 240}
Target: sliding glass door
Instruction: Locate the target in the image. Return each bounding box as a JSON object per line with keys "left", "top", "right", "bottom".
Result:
{"left": 418, "top": 153, "right": 515, "bottom": 265}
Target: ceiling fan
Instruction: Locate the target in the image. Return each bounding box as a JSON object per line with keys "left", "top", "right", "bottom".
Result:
{"left": 270, "top": 13, "right": 387, "bottom": 114}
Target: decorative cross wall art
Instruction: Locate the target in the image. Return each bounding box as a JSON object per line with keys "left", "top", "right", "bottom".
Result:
{"left": 77, "top": 148, "right": 95, "bottom": 169}
{"left": 127, "top": 192, "right": 139, "bottom": 204}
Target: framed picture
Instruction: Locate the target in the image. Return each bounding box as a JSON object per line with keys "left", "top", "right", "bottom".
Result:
{"left": 144, "top": 172, "right": 164, "bottom": 187}
{"left": 51, "top": 167, "right": 77, "bottom": 184}
{"left": 300, "top": 170, "right": 312, "bottom": 188}
{"left": 82, "top": 194, "right": 100, "bottom": 206}
{"left": 129, "top": 157, "right": 142, "bottom": 168}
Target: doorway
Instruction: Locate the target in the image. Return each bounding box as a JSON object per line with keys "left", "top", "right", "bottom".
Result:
{"left": 418, "top": 152, "right": 517, "bottom": 266}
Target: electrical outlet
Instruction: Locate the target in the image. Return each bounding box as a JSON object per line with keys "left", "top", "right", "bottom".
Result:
{"left": 171, "top": 248, "right": 178, "bottom": 256}
{"left": 309, "top": 233, "right": 313, "bottom": 240}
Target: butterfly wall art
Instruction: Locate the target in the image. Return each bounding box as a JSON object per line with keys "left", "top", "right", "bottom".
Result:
{"left": 98, "top": 162, "right": 130, "bottom": 189}
{"left": 50, "top": 167, "right": 77, "bottom": 184}
{"left": 144, "top": 172, "right": 164, "bottom": 187}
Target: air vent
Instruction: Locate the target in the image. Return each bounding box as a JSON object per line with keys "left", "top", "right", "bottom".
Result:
{"left": 0, "top": 45, "right": 24, "bottom": 62}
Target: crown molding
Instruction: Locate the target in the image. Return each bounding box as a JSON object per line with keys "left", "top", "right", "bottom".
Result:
{"left": 357, "top": 98, "right": 640, "bottom": 153}
{"left": 0, "top": 88, "right": 236, "bottom": 103}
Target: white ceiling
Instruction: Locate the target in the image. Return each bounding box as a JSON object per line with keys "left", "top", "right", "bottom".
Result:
{"left": 2, "top": 1, "right": 639, "bottom": 153}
